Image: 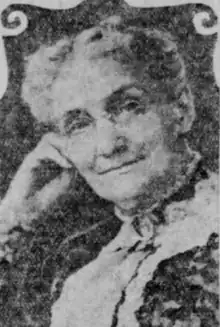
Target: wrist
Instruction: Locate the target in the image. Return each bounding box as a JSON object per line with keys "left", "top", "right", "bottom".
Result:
{"left": 0, "top": 198, "right": 37, "bottom": 233}
{"left": 0, "top": 200, "right": 19, "bottom": 233}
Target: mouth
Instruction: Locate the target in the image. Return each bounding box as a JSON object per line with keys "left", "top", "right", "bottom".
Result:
{"left": 98, "top": 158, "right": 144, "bottom": 175}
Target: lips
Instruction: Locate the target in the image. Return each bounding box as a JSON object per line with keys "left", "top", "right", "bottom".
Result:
{"left": 97, "top": 158, "right": 144, "bottom": 175}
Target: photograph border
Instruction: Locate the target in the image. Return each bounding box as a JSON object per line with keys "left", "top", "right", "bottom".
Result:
{"left": 0, "top": 2, "right": 218, "bottom": 326}
{"left": 0, "top": 0, "right": 219, "bottom": 100}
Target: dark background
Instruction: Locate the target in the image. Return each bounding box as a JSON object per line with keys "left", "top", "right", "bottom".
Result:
{"left": 0, "top": 1, "right": 219, "bottom": 327}
{"left": 0, "top": 0, "right": 219, "bottom": 198}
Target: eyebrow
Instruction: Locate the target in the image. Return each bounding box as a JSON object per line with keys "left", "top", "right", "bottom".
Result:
{"left": 107, "top": 84, "right": 144, "bottom": 100}
{"left": 103, "top": 85, "right": 144, "bottom": 117}
{"left": 60, "top": 84, "right": 144, "bottom": 124}
{"left": 62, "top": 109, "right": 83, "bottom": 122}
{"left": 60, "top": 108, "right": 92, "bottom": 131}
{"left": 104, "top": 84, "right": 144, "bottom": 109}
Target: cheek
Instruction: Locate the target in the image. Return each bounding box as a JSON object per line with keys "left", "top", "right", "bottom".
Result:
{"left": 62, "top": 131, "right": 96, "bottom": 171}
{"left": 156, "top": 104, "right": 179, "bottom": 145}
{"left": 125, "top": 112, "right": 164, "bottom": 146}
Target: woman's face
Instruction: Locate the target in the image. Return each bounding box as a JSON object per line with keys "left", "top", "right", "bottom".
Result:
{"left": 51, "top": 57, "right": 171, "bottom": 208}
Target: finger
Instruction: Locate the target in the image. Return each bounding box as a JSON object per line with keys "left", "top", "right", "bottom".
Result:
{"left": 43, "top": 133, "right": 73, "bottom": 167}
{"left": 0, "top": 204, "right": 19, "bottom": 234}
{"left": 11, "top": 146, "right": 72, "bottom": 199}
{"left": 42, "top": 132, "right": 68, "bottom": 153}
{"left": 6, "top": 171, "right": 73, "bottom": 231}
{"left": 0, "top": 234, "right": 9, "bottom": 244}
{"left": 34, "top": 170, "right": 74, "bottom": 211}
{"left": 25, "top": 137, "right": 72, "bottom": 169}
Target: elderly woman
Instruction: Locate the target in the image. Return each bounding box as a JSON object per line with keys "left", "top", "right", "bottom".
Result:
{"left": 0, "top": 16, "right": 218, "bottom": 327}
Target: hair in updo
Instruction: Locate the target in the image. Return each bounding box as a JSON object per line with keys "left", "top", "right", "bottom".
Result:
{"left": 22, "top": 16, "right": 195, "bottom": 132}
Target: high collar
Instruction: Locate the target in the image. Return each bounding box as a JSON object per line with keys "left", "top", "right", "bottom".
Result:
{"left": 114, "top": 157, "right": 210, "bottom": 240}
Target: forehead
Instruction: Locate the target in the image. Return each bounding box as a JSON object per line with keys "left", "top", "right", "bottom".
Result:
{"left": 51, "top": 57, "right": 135, "bottom": 119}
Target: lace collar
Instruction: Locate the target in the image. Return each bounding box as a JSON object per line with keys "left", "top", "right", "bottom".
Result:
{"left": 114, "top": 158, "right": 213, "bottom": 241}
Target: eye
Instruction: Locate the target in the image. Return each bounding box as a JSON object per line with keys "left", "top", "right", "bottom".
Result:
{"left": 64, "top": 109, "right": 93, "bottom": 134}
{"left": 89, "top": 30, "right": 103, "bottom": 42}
{"left": 119, "top": 99, "right": 145, "bottom": 115}
{"left": 122, "top": 99, "right": 139, "bottom": 110}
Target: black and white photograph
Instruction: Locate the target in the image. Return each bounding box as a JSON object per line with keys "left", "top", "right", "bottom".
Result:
{"left": 0, "top": 0, "right": 219, "bottom": 326}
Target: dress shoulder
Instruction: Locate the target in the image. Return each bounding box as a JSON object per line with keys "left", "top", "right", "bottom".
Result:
{"left": 136, "top": 172, "right": 219, "bottom": 327}
{"left": 136, "top": 233, "right": 219, "bottom": 327}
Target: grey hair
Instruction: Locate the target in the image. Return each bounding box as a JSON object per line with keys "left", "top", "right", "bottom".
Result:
{"left": 21, "top": 16, "right": 195, "bottom": 131}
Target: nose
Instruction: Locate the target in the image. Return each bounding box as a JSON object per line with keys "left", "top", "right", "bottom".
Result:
{"left": 96, "top": 119, "right": 128, "bottom": 158}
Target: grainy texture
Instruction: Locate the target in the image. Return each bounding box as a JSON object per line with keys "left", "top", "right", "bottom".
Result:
{"left": 0, "top": 1, "right": 219, "bottom": 327}
{"left": 0, "top": 2, "right": 218, "bottom": 197}
{"left": 50, "top": 171, "right": 219, "bottom": 327}
{"left": 136, "top": 233, "right": 219, "bottom": 327}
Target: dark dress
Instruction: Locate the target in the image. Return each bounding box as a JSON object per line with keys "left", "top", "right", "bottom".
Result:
{"left": 0, "top": 165, "right": 218, "bottom": 327}
{"left": 50, "top": 166, "right": 219, "bottom": 327}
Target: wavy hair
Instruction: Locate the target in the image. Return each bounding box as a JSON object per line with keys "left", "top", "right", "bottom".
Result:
{"left": 22, "top": 15, "right": 195, "bottom": 133}
{"left": 2, "top": 16, "right": 197, "bottom": 327}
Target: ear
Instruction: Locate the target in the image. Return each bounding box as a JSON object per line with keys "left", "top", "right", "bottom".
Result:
{"left": 173, "top": 86, "right": 196, "bottom": 134}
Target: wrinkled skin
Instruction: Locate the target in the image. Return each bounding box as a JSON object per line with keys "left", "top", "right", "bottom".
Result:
{"left": 51, "top": 56, "right": 173, "bottom": 211}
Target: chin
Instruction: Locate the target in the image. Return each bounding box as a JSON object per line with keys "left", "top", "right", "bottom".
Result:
{"left": 95, "top": 175, "right": 146, "bottom": 204}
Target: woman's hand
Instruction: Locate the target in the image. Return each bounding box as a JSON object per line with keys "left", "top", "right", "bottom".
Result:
{"left": 0, "top": 133, "right": 73, "bottom": 245}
